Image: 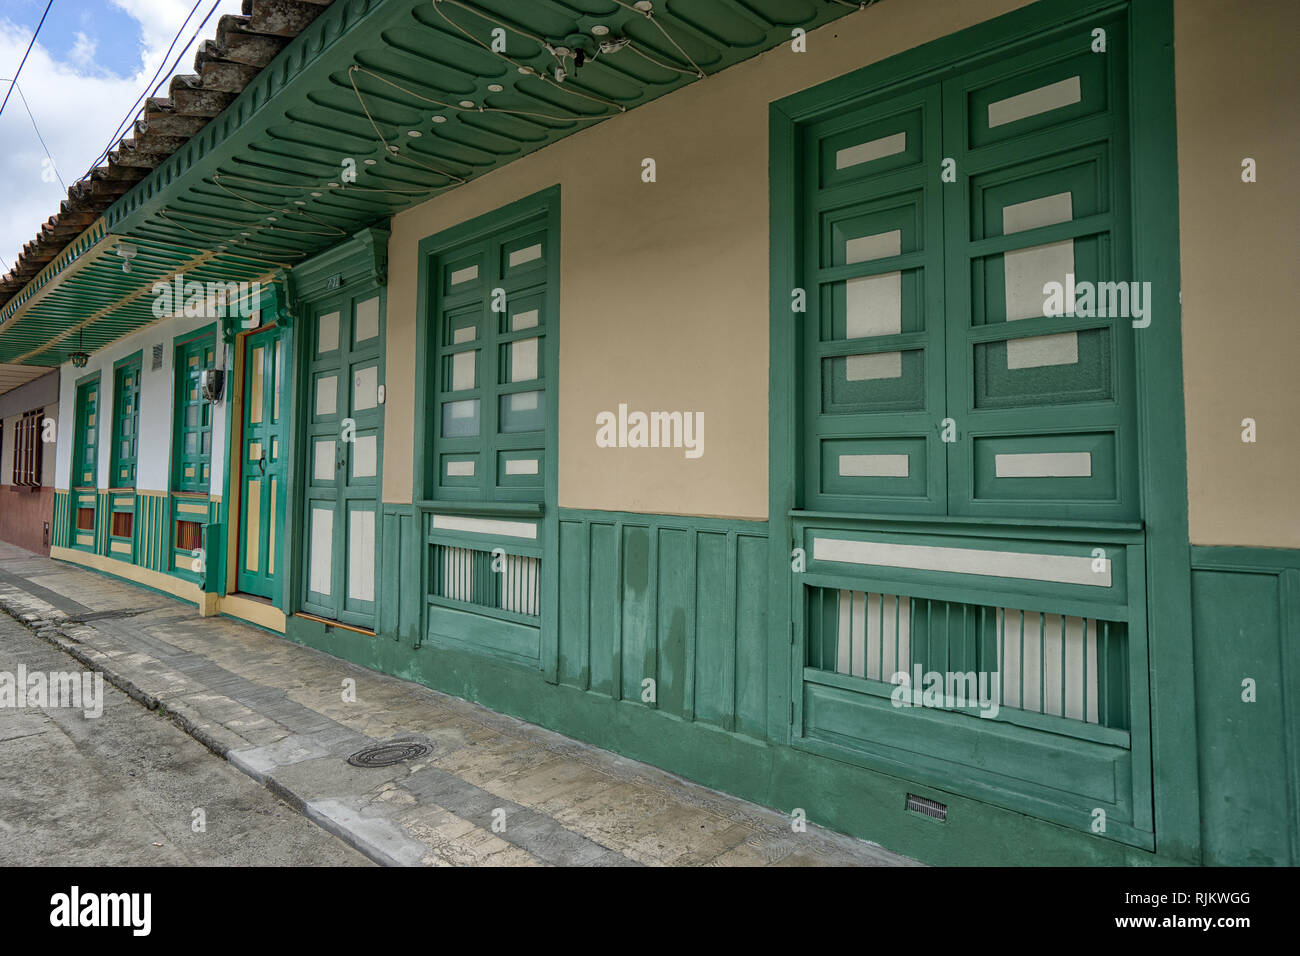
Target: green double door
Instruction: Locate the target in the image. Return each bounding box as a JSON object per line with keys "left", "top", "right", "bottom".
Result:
{"left": 237, "top": 324, "right": 286, "bottom": 598}
{"left": 300, "top": 291, "right": 384, "bottom": 629}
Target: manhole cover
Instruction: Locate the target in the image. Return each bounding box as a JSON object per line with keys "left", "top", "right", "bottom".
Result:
{"left": 347, "top": 741, "right": 431, "bottom": 768}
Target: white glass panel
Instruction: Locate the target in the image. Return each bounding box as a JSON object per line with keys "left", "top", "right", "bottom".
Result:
{"left": 347, "top": 510, "right": 375, "bottom": 603}
{"left": 835, "top": 131, "right": 906, "bottom": 170}
{"left": 505, "top": 458, "right": 538, "bottom": 476}
{"left": 446, "top": 460, "right": 475, "bottom": 477}
{"left": 355, "top": 296, "right": 380, "bottom": 342}
{"left": 245, "top": 478, "right": 261, "bottom": 572}
{"left": 995, "top": 452, "right": 1092, "bottom": 478}
{"left": 510, "top": 338, "right": 539, "bottom": 382}
{"left": 353, "top": 366, "right": 378, "bottom": 411}
{"left": 450, "top": 265, "right": 478, "bottom": 285}
{"left": 313, "top": 440, "right": 336, "bottom": 481}
{"left": 315, "top": 375, "right": 337, "bottom": 416}
{"left": 317, "top": 311, "right": 340, "bottom": 354}
{"left": 508, "top": 243, "right": 542, "bottom": 268}
{"left": 249, "top": 346, "right": 264, "bottom": 423}
{"left": 453, "top": 326, "right": 477, "bottom": 344}
{"left": 838, "top": 454, "right": 909, "bottom": 478}
{"left": 1003, "top": 192, "right": 1077, "bottom": 368}
{"left": 845, "top": 229, "right": 901, "bottom": 264}
{"left": 452, "top": 350, "right": 475, "bottom": 391}
{"left": 988, "top": 76, "right": 1081, "bottom": 128}
{"left": 510, "top": 309, "right": 539, "bottom": 331}
{"left": 846, "top": 273, "right": 901, "bottom": 339}
{"left": 310, "top": 507, "right": 333, "bottom": 595}
{"left": 845, "top": 352, "right": 902, "bottom": 381}
{"left": 352, "top": 435, "right": 377, "bottom": 478}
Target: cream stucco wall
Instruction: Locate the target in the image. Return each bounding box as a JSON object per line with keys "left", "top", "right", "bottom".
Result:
{"left": 384, "top": 0, "right": 1298, "bottom": 543}
{"left": 1175, "top": 0, "right": 1300, "bottom": 547}
{"left": 383, "top": 0, "right": 1034, "bottom": 517}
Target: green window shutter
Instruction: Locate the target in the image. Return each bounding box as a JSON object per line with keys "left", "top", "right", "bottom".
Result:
{"left": 111, "top": 355, "right": 142, "bottom": 488}
{"left": 430, "top": 213, "right": 550, "bottom": 502}
{"left": 173, "top": 334, "right": 216, "bottom": 492}
{"left": 942, "top": 29, "right": 1138, "bottom": 519}
{"left": 72, "top": 377, "right": 99, "bottom": 489}
{"left": 801, "top": 84, "right": 947, "bottom": 514}
{"left": 800, "top": 20, "right": 1136, "bottom": 520}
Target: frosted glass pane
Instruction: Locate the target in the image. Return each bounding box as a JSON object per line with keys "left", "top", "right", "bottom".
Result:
{"left": 452, "top": 350, "right": 475, "bottom": 391}
{"left": 510, "top": 338, "right": 539, "bottom": 382}
{"left": 353, "top": 435, "right": 377, "bottom": 478}
{"left": 988, "top": 76, "right": 1081, "bottom": 128}
{"left": 317, "top": 311, "right": 340, "bottom": 354}
{"left": 348, "top": 510, "right": 375, "bottom": 602}
{"left": 353, "top": 366, "right": 378, "bottom": 411}
{"left": 313, "top": 440, "right": 335, "bottom": 481}
{"left": 310, "top": 508, "right": 333, "bottom": 595}
{"left": 315, "top": 375, "right": 337, "bottom": 416}
{"left": 835, "top": 131, "right": 906, "bottom": 170}
{"left": 355, "top": 297, "right": 379, "bottom": 342}
{"left": 1002, "top": 191, "right": 1077, "bottom": 368}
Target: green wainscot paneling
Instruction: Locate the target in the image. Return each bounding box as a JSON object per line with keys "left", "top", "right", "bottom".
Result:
{"left": 554, "top": 510, "right": 770, "bottom": 738}
{"left": 1191, "top": 546, "right": 1300, "bottom": 866}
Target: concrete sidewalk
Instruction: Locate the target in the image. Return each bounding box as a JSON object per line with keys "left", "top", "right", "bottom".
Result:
{"left": 0, "top": 542, "right": 915, "bottom": 867}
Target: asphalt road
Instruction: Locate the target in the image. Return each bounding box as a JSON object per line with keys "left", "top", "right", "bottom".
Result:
{"left": 0, "top": 611, "right": 372, "bottom": 866}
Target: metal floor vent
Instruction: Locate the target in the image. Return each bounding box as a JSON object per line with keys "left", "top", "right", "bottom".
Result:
{"left": 347, "top": 741, "right": 431, "bottom": 768}
{"left": 905, "top": 794, "right": 948, "bottom": 821}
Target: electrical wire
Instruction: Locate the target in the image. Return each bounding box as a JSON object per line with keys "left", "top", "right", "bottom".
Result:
{"left": 0, "top": 0, "right": 53, "bottom": 123}
{"left": 0, "top": 77, "right": 67, "bottom": 190}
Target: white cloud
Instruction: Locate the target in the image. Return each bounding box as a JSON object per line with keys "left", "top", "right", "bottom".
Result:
{"left": 69, "top": 31, "right": 97, "bottom": 69}
{"left": 0, "top": 1, "right": 245, "bottom": 273}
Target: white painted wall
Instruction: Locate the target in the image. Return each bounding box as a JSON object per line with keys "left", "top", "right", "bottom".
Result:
{"left": 54, "top": 315, "right": 229, "bottom": 495}
{"left": 0, "top": 370, "right": 60, "bottom": 487}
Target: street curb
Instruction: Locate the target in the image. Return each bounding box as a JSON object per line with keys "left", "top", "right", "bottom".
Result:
{"left": 1, "top": 599, "right": 394, "bottom": 866}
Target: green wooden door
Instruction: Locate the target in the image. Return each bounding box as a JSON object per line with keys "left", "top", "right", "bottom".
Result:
{"left": 301, "top": 291, "right": 383, "bottom": 627}
{"left": 237, "top": 325, "right": 287, "bottom": 598}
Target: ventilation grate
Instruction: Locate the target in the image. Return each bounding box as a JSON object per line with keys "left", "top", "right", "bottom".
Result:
{"left": 905, "top": 793, "right": 947, "bottom": 821}
{"left": 151, "top": 344, "right": 163, "bottom": 370}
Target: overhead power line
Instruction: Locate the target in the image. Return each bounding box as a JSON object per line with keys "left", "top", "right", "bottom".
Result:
{"left": 0, "top": 0, "right": 54, "bottom": 123}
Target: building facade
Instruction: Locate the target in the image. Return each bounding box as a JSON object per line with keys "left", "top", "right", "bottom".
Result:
{"left": 0, "top": 370, "right": 59, "bottom": 554}
{"left": 0, "top": 0, "right": 1295, "bottom": 865}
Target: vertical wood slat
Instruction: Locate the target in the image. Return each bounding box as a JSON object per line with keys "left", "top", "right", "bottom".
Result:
{"left": 723, "top": 530, "right": 737, "bottom": 732}
{"left": 682, "top": 525, "right": 698, "bottom": 721}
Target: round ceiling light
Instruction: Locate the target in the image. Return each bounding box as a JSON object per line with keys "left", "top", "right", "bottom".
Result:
{"left": 591, "top": 24, "right": 609, "bottom": 36}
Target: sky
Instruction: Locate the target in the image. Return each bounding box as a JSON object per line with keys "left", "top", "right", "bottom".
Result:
{"left": 0, "top": 0, "right": 244, "bottom": 274}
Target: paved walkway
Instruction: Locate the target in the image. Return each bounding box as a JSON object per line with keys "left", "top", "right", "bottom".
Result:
{"left": 0, "top": 613, "right": 372, "bottom": 866}
{"left": 0, "top": 542, "right": 914, "bottom": 867}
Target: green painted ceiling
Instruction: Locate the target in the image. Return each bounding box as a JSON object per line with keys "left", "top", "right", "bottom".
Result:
{"left": 0, "top": 0, "right": 868, "bottom": 370}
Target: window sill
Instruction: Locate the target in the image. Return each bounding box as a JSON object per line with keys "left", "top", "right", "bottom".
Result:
{"left": 416, "top": 499, "right": 543, "bottom": 519}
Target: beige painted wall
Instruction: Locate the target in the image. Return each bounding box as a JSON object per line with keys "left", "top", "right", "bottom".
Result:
{"left": 383, "top": 0, "right": 1032, "bottom": 518}
{"left": 1176, "top": 0, "right": 1300, "bottom": 548}
{"left": 385, "top": 0, "right": 1297, "bottom": 543}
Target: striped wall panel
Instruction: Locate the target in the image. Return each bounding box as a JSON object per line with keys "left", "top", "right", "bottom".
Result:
{"left": 135, "top": 491, "right": 170, "bottom": 573}
{"left": 556, "top": 512, "right": 769, "bottom": 739}
{"left": 52, "top": 490, "right": 71, "bottom": 549}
